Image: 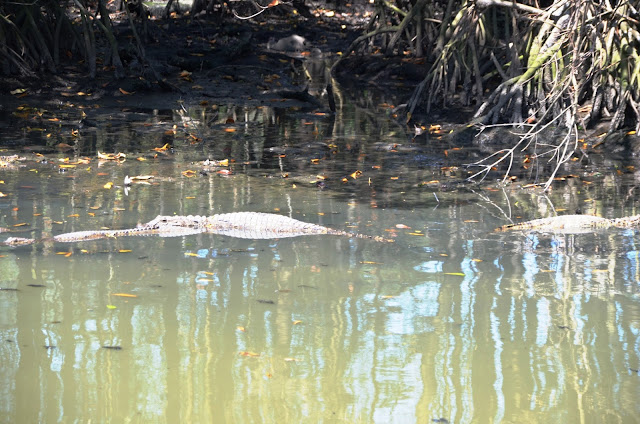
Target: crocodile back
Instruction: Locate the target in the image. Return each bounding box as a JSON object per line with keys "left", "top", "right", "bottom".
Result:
{"left": 497, "top": 215, "right": 613, "bottom": 233}
{"left": 205, "top": 212, "right": 331, "bottom": 239}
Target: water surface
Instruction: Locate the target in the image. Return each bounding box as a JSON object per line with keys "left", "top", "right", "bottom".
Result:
{"left": 1, "top": 103, "right": 639, "bottom": 423}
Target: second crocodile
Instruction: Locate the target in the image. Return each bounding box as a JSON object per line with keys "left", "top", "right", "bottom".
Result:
{"left": 496, "top": 214, "right": 640, "bottom": 233}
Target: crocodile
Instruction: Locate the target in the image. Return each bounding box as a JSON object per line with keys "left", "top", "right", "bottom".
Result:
{"left": 1, "top": 212, "right": 393, "bottom": 246}
{"left": 496, "top": 214, "right": 640, "bottom": 233}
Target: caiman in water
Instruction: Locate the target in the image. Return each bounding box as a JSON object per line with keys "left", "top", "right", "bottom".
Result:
{"left": 1, "top": 212, "right": 393, "bottom": 246}
{"left": 496, "top": 214, "right": 640, "bottom": 233}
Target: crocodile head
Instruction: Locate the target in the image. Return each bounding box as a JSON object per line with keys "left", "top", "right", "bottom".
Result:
{"left": 144, "top": 215, "right": 206, "bottom": 229}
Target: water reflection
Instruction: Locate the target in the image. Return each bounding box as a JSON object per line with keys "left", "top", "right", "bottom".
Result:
{"left": 1, "top": 105, "right": 640, "bottom": 422}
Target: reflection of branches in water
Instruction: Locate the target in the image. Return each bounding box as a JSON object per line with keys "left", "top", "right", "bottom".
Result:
{"left": 468, "top": 187, "right": 513, "bottom": 223}
{"left": 467, "top": 108, "right": 579, "bottom": 190}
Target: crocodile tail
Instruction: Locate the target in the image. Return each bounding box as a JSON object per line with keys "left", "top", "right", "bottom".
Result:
{"left": 494, "top": 224, "right": 517, "bottom": 232}
{"left": 327, "top": 228, "right": 394, "bottom": 243}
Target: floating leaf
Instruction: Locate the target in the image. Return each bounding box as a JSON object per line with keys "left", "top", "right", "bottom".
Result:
{"left": 350, "top": 170, "right": 362, "bottom": 179}
{"left": 106, "top": 305, "right": 117, "bottom": 309}
{"left": 153, "top": 143, "right": 171, "bottom": 152}
{"left": 98, "top": 151, "right": 126, "bottom": 160}
{"left": 67, "top": 214, "right": 79, "bottom": 218}
{"left": 284, "top": 357, "right": 301, "bottom": 362}
{"left": 395, "top": 224, "right": 410, "bottom": 229}
{"left": 103, "top": 182, "right": 113, "bottom": 189}
{"left": 239, "top": 351, "right": 260, "bottom": 357}
{"left": 118, "top": 88, "right": 134, "bottom": 95}
{"left": 129, "top": 175, "right": 154, "bottom": 182}
{"left": 111, "top": 293, "right": 137, "bottom": 298}
{"left": 182, "top": 170, "right": 197, "bottom": 177}
{"left": 444, "top": 272, "right": 465, "bottom": 276}
{"left": 360, "top": 261, "right": 383, "bottom": 265}
{"left": 237, "top": 326, "right": 246, "bottom": 332}
{"left": 13, "top": 223, "right": 28, "bottom": 227}
{"left": 292, "top": 320, "right": 303, "bottom": 325}
{"left": 119, "top": 250, "right": 132, "bottom": 253}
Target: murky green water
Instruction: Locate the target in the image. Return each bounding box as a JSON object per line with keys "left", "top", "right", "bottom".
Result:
{"left": 1, "top": 102, "right": 640, "bottom": 423}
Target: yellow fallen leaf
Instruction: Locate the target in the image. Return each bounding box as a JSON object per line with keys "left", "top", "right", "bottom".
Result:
{"left": 444, "top": 272, "right": 465, "bottom": 276}
{"left": 237, "top": 326, "right": 246, "bottom": 332}
{"left": 239, "top": 351, "right": 260, "bottom": 357}
{"left": 119, "top": 250, "right": 132, "bottom": 253}
{"left": 292, "top": 320, "right": 303, "bottom": 325}
{"left": 153, "top": 143, "right": 171, "bottom": 152}
{"left": 129, "top": 175, "right": 154, "bottom": 181}
{"left": 103, "top": 182, "right": 113, "bottom": 189}
{"left": 111, "top": 293, "right": 137, "bottom": 298}
{"left": 98, "top": 151, "right": 125, "bottom": 160}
